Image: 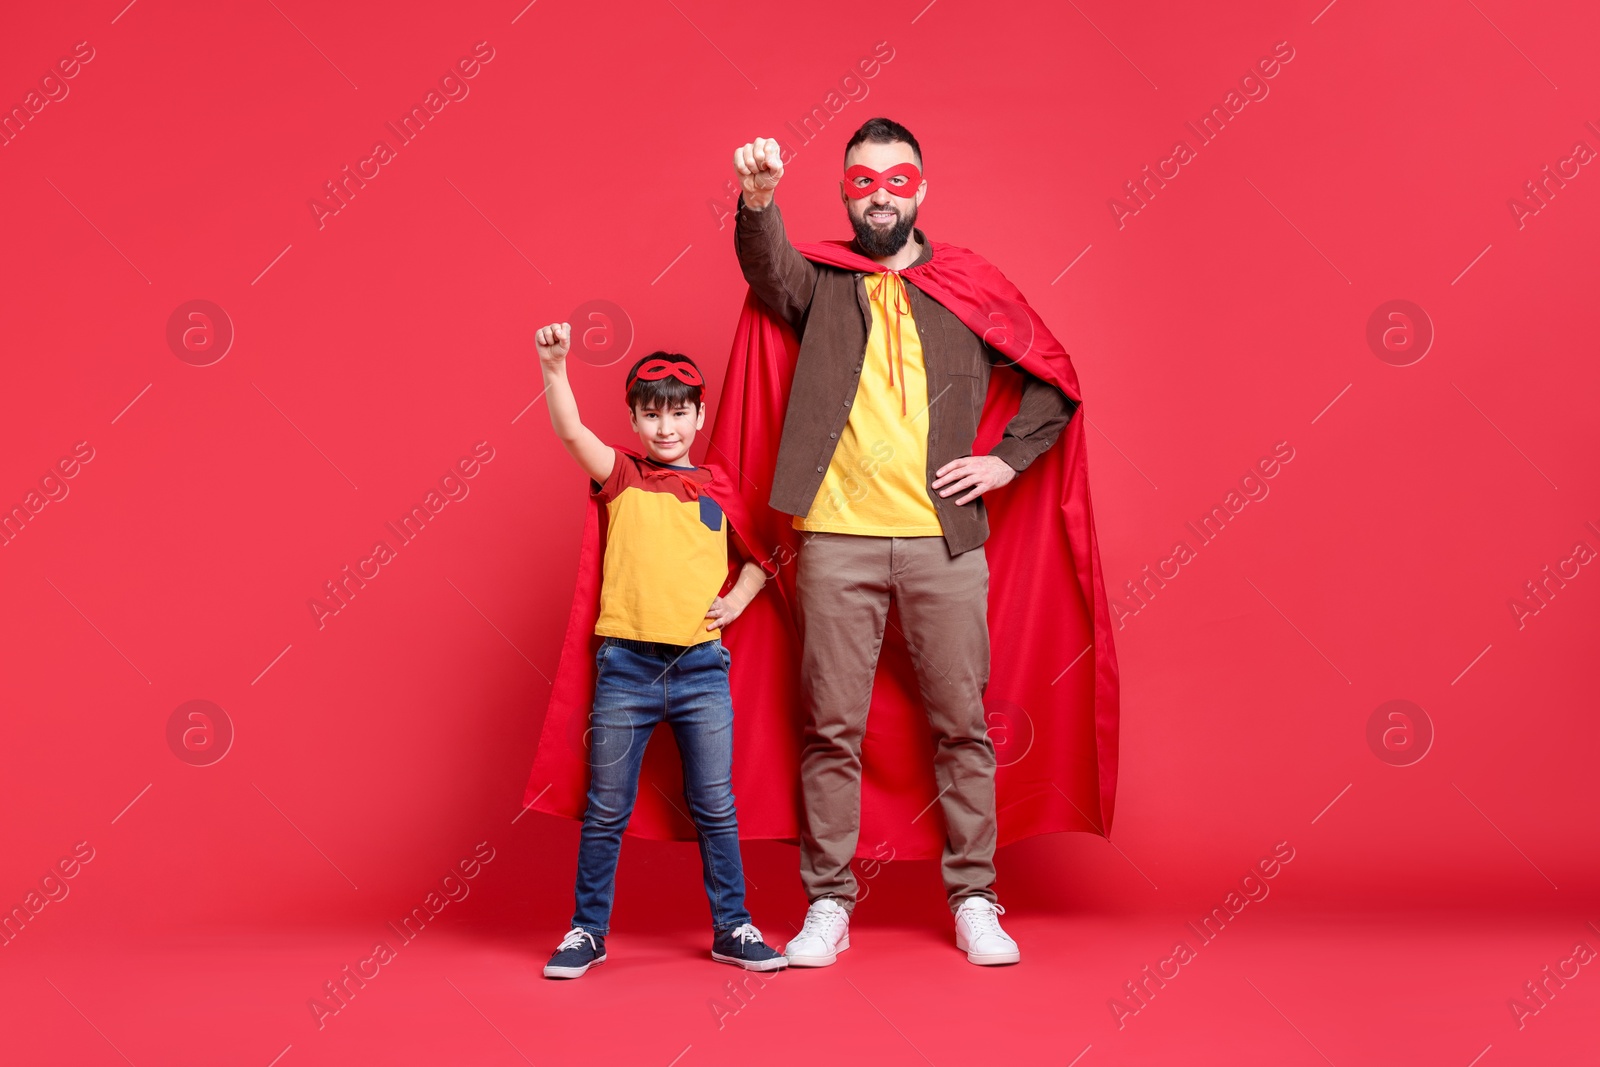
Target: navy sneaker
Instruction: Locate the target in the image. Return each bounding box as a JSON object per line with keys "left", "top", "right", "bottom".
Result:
{"left": 712, "top": 923, "right": 788, "bottom": 972}
{"left": 543, "top": 927, "right": 606, "bottom": 979}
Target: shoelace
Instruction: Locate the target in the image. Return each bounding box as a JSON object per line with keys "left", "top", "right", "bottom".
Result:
{"left": 797, "top": 904, "right": 844, "bottom": 940}
{"left": 556, "top": 927, "right": 597, "bottom": 953}
{"left": 962, "top": 901, "right": 1007, "bottom": 938}
{"left": 728, "top": 923, "right": 764, "bottom": 945}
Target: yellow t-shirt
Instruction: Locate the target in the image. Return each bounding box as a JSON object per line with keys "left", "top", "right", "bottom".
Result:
{"left": 795, "top": 271, "right": 944, "bottom": 536}
{"left": 593, "top": 452, "right": 728, "bottom": 646}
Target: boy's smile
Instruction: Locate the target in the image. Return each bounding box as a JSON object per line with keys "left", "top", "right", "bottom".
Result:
{"left": 631, "top": 402, "right": 704, "bottom": 466}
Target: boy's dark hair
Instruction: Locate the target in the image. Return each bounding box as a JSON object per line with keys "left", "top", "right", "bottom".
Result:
{"left": 624, "top": 351, "right": 704, "bottom": 411}
{"left": 844, "top": 117, "right": 922, "bottom": 167}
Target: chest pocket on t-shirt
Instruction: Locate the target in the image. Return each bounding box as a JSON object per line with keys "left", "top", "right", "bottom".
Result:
{"left": 699, "top": 495, "right": 724, "bottom": 532}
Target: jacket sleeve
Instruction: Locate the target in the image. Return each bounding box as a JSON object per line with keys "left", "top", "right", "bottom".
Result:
{"left": 984, "top": 353, "right": 1079, "bottom": 473}
{"left": 733, "top": 195, "right": 817, "bottom": 334}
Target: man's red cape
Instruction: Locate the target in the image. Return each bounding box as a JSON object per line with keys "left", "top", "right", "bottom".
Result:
{"left": 524, "top": 239, "right": 1120, "bottom": 857}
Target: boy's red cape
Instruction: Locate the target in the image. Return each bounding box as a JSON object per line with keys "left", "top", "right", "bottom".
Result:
{"left": 525, "top": 239, "right": 1120, "bottom": 857}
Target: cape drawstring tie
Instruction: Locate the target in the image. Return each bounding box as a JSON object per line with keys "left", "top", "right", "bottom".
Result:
{"left": 867, "top": 270, "right": 913, "bottom": 417}
{"left": 646, "top": 464, "right": 704, "bottom": 500}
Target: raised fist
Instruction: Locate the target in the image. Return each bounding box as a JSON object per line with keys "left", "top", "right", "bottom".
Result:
{"left": 732, "top": 137, "right": 783, "bottom": 209}
{"left": 535, "top": 321, "right": 571, "bottom": 365}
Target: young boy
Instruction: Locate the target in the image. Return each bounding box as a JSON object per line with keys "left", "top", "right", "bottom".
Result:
{"left": 534, "top": 321, "right": 786, "bottom": 979}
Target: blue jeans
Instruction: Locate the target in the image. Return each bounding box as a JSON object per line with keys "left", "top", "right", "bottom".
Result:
{"left": 571, "top": 636, "right": 752, "bottom": 936}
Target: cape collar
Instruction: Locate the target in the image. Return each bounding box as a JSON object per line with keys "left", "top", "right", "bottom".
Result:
{"left": 634, "top": 450, "right": 710, "bottom": 499}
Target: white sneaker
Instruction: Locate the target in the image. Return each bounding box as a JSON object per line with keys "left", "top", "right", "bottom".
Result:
{"left": 954, "top": 897, "right": 1020, "bottom": 965}
{"left": 783, "top": 898, "right": 850, "bottom": 967}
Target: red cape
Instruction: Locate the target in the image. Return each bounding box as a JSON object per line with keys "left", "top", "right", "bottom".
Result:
{"left": 525, "top": 240, "right": 1120, "bottom": 858}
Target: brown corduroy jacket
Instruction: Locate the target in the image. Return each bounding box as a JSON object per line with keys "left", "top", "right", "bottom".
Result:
{"left": 733, "top": 196, "right": 1077, "bottom": 555}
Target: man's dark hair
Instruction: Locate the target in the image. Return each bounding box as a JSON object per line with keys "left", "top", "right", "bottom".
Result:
{"left": 624, "top": 351, "right": 704, "bottom": 411}
{"left": 844, "top": 117, "right": 922, "bottom": 167}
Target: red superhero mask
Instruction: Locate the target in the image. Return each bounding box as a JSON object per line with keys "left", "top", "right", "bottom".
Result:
{"left": 842, "top": 163, "right": 923, "bottom": 199}
{"left": 627, "top": 358, "right": 703, "bottom": 389}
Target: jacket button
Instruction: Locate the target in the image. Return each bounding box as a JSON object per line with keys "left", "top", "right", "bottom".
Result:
{"left": 829, "top": 432, "right": 838, "bottom": 439}
{"left": 816, "top": 465, "right": 824, "bottom": 473}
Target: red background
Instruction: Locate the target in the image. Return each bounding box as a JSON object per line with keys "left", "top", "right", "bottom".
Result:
{"left": 2, "top": 1, "right": 1596, "bottom": 1064}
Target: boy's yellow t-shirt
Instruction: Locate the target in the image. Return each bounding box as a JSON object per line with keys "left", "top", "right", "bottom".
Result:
{"left": 795, "top": 271, "right": 945, "bottom": 537}
{"left": 593, "top": 452, "right": 729, "bottom": 646}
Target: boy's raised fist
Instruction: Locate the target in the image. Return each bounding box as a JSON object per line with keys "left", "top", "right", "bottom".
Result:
{"left": 536, "top": 322, "right": 572, "bottom": 364}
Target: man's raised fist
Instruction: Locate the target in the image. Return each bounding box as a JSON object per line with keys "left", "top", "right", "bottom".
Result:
{"left": 732, "top": 138, "right": 784, "bottom": 209}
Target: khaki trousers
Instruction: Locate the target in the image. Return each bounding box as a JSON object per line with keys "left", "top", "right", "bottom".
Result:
{"left": 795, "top": 532, "right": 998, "bottom": 913}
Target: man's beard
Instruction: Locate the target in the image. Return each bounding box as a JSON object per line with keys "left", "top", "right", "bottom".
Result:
{"left": 850, "top": 202, "right": 918, "bottom": 257}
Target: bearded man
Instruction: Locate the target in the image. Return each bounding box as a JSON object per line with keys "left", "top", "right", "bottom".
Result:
{"left": 731, "top": 118, "right": 1081, "bottom": 967}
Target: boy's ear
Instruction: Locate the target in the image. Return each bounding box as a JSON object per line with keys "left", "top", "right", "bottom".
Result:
{"left": 695, "top": 402, "right": 706, "bottom": 430}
